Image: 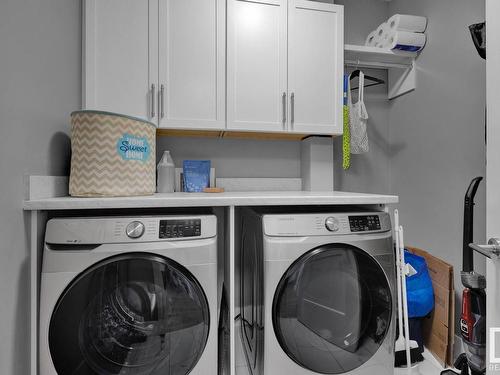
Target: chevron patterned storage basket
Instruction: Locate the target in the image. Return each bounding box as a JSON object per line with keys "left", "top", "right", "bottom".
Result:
{"left": 69, "top": 111, "right": 156, "bottom": 197}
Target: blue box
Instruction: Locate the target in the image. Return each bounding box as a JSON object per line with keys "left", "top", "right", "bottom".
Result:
{"left": 183, "top": 160, "right": 211, "bottom": 193}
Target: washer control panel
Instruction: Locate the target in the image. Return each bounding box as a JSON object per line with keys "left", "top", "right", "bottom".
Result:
{"left": 45, "top": 215, "right": 216, "bottom": 244}
{"left": 348, "top": 215, "right": 381, "bottom": 232}
{"left": 159, "top": 219, "right": 201, "bottom": 239}
{"left": 126, "top": 221, "right": 146, "bottom": 239}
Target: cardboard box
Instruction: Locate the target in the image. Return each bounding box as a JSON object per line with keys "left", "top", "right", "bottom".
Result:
{"left": 408, "top": 246, "right": 454, "bottom": 290}
{"left": 425, "top": 332, "right": 449, "bottom": 365}
{"left": 431, "top": 283, "right": 451, "bottom": 328}
{"left": 407, "top": 246, "right": 455, "bottom": 367}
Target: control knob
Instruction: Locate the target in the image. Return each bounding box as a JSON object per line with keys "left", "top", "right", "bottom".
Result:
{"left": 325, "top": 217, "right": 340, "bottom": 232}
{"left": 126, "top": 221, "right": 145, "bottom": 239}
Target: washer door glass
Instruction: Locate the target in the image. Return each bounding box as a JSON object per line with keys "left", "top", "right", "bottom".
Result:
{"left": 273, "top": 244, "right": 392, "bottom": 374}
{"left": 49, "top": 253, "right": 210, "bottom": 375}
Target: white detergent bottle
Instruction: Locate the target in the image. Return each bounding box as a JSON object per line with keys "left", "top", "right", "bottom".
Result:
{"left": 157, "top": 151, "right": 175, "bottom": 193}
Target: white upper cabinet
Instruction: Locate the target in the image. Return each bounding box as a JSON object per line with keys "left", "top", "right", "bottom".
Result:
{"left": 226, "top": 0, "right": 288, "bottom": 132}
{"left": 83, "top": 0, "right": 344, "bottom": 135}
{"left": 83, "top": 0, "right": 158, "bottom": 123}
{"left": 227, "top": 0, "right": 343, "bottom": 135}
{"left": 158, "top": 0, "right": 226, "bottom": 130}
{"left": 288, "top": 0, "right": 343, "bottom": 134}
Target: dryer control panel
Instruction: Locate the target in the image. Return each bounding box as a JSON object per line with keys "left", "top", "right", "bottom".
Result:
{"left": 349, "top": 215, "right": 381, "bottom": 232}
{"left": 263, "top": 212, "right": 391, "bottom": 237}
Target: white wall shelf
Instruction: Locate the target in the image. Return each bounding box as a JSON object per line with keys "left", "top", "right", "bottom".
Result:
{"left": 345, "top": 44, "right": 418, "bottom": 99}
{"left": 345, "top": 44, "right": 415, "bottom": 69}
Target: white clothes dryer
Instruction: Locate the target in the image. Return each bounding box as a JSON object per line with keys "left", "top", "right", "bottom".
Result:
{"left": 239, "top": 208, "right": 396, "bottom": 375}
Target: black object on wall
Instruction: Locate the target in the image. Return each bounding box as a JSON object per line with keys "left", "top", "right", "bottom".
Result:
{"left": 469, "top": 22, "right": 486, "bottom": 59}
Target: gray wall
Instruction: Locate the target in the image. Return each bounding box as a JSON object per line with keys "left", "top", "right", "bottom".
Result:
{"left": 157, "top": 137, "right": 301, "bottom": 178}
{"left": 336, "top": 0, "right": 389, "bottom": 45}
{"left": 333, "top": 0, "right": 487, "bottom": 336}
{"left": 0, "top": 0, "right": 81, "bottom": 374}
{"left": 386, "top": 0, "right": 486, "bottom": 332}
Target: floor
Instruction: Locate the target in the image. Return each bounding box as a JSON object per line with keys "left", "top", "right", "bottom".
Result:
{"left": 394, "top": 350, "right": 447, "bottom": 375}
{"left": 235, "top": 320, "right": 447, "bottom": 375}
{"left": 237, "top": 335, "right": 446, "bottom": 375}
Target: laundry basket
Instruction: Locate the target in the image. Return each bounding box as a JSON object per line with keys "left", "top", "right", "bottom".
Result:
{"left": 69, "top": 110, "right": 156, "bottom": 197}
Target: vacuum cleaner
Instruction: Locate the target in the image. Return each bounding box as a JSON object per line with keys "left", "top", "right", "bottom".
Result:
{"left": 442, "top": 177, "right": 486, "bottom": 375}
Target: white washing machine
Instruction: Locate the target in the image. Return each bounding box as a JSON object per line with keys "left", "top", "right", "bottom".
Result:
{"left": 40, "top": 215, "right": 218, "bottom": 375}
{"left": 240, "top": 209, "right": 396, "bottom": 375}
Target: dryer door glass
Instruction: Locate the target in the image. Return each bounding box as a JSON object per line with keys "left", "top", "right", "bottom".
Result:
{"left": 273, "top": 244, "right": 392, "bottom": 374}
{"left": 48, "top": 253, "right": 210, "bottom": 375}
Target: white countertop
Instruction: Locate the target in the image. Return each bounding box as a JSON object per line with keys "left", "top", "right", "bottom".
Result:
{"left": 23, "top": 191, "right": 398, "bottom": 210}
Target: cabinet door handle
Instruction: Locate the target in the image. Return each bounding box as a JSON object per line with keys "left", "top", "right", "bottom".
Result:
{"left": 151, "top": 84, "right": 156, "bottom": 118}
{"left": 160, "top": 84, "right": 165, "bottom": 119}
{"left": 290, "top": 92, "right": 295, "bottom": 126}
{"left": 282, "top": 92, "right": 287, "bottom": 125}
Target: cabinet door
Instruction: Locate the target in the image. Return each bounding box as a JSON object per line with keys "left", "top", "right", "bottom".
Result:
{"left": 158, "top": 0, "right": 225, "bottom": 130}
{"left": 83, "top": 0, "right": 158, "bottom": 123}
{"left": 227, "top": 0, "right": 287, "bottom": 132}
{"left": 288, "top": 0, "right": 343, "bottom": 135}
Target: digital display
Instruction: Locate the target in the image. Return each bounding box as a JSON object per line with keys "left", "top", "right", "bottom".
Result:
{"left": 348, "top": 215, "right": 381, "bottom": 232}
{"left": 159, "top": 219, "right": 201, "bottom": 238}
